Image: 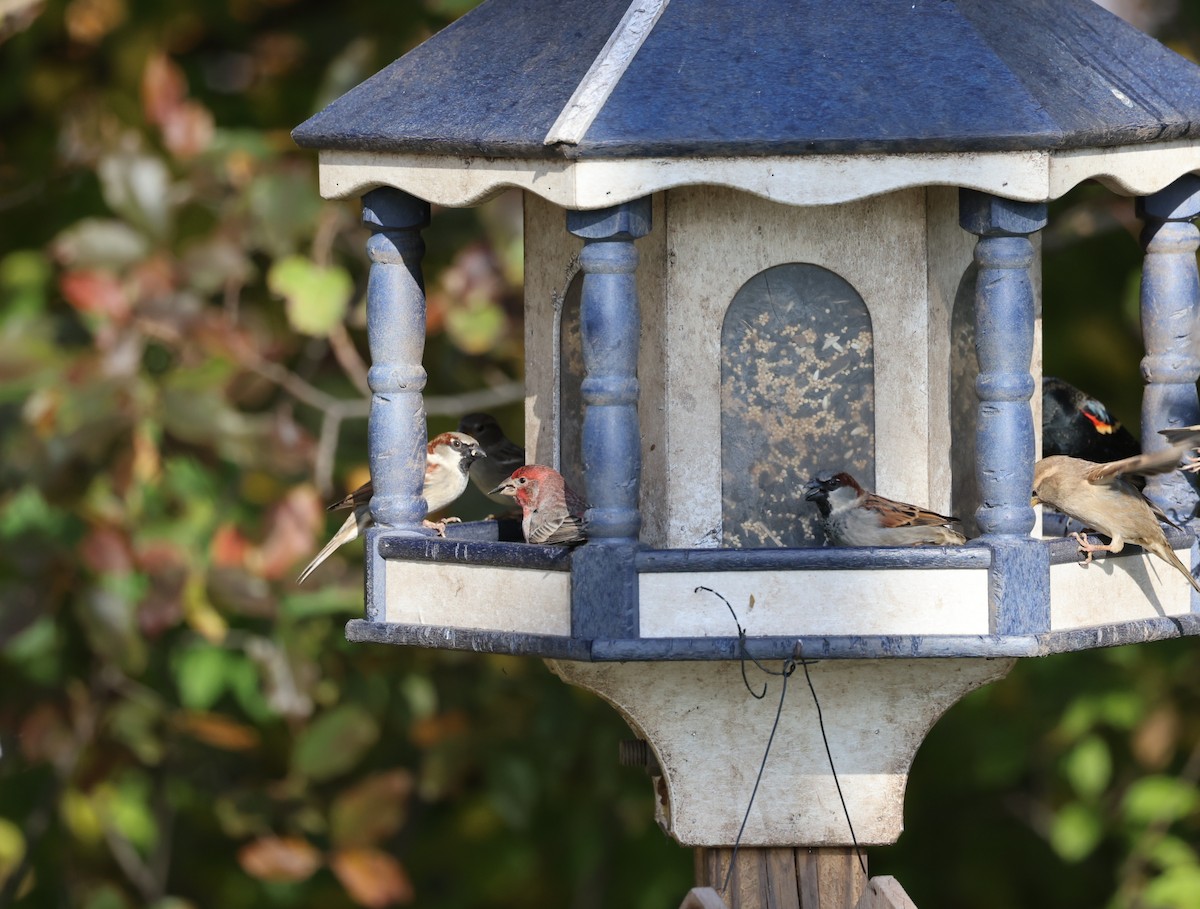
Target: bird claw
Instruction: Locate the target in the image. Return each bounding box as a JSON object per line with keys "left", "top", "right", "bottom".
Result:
{"left": 1071, "top": 531, "right": 1096, "bottom": 565}
{"left": 1184, "top": 454, "right": 1200, "bottom": 473}
{"left": 423, "top": 519, "right": 447, "bottom": 536}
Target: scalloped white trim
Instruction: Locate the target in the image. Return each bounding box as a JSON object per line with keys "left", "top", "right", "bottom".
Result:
{"left": 317, "top": 141, "right": 1200, "bottom": 208}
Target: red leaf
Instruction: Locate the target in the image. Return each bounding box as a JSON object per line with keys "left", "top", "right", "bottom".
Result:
{"left": 175, "top": 711, "right": 261, "bottom": 752}
{"left": 211, "top": 523, "right": 251, "bottom": 568}
{"left": 238, "top": 836, "right": 322, "bottom": 883}
{"left": 60, "top": 269, "right": 130, "bottom": 320}
{"left": 408, "top": 710, "right": 468, "bottom": 749}
{"left": 330, "top": 770, "right": 415, "bottom": 848}
{"left": 161, "top": 101, "right": 214, "bottom": 159}
{"left": 257, "top": 485, "right": 323, "bottom": 580}
{"left": 141, "top": 52, "right": 186, "bottom": 130}
{"left": 330, "top": 847, "right": 413, "bottom": 907}
{"left": 81, "top": 525, "right": 134, "bottom": 575}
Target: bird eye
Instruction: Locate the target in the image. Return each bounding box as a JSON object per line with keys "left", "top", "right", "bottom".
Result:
{"left": 518, "top": 477, "right": 527, "bottom": 484}
{"left": 452, "top": 439, "right": 462, "bottom": 448}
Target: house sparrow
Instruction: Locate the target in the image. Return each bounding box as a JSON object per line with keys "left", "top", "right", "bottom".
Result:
{"left": 803, "top": 472, "right": 967, "bottom": 547}
{"left": 1032, "top": 427, "right": 1200, "bottom": 594}
{"left": 489, "top": 465, "right": 588, "bottom": 545}
{"left": 1042, "top": 376, "right": 1140, "bottom": 462}
{"left": 297, "top": 431, "right": 485, "bottom": 583}
{"left": 457, "top": 412, "right": 526, "bottom": 505}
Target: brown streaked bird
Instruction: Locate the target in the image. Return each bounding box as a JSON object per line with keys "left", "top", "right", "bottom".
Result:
{"left": 297, "top": 431, "right": 485, "bottom": 583}
{"left": 490, "top": 464, "right": 588, "bottom": 545}
{"left": 1031, "top": 426, "right": 1200, "bottom": 594}
{"left": 803, "top": 472, "right": 966, "bottom": 547}
{"left": 457, "top": 412, "right": 526, "bottom": 505}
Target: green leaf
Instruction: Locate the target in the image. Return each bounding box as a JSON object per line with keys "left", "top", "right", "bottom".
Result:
{"left": 174, "top": 644, "right": 232, "bottom": 710}
{"left": 267, "top": 255, "right": 352, "bottom": 337}
{"left": 52, "top": 218, "right": 150, "bottom": 270}
{"left": 0, "top": 250, "right": 51, "bottom": 318}
{"left": 1143, "top": 866, "right": 1200, "bottom": 908}
{"left": 291, "top": 704, "right": 379, "bottom": 781}
{"left": 0, "top": 486, "right": 75, "bottom": 540}
{"left": 97, "top": 149, "right": 172, "bottom": 238}
{"left": 1063, "top": 734, "right": 1111, "bottom": 799}
{"left": 1123, "top": 776, "right": 1200, "bottom": 826}
{"left": 100, "top": 773, "right": 158, "bottom": 852}
{"left": 0, "top": 817, "right": 25, "bottom": 889}
{"left": 1147, "top": 835, "right": 1199, "bottom": 871}
{"left": 445, "top": 298, "right": 506, "bottom": 355}
{"left": 1050, "top": 802, "right": 1103, "bottom": 862}
{"left": 281, "top": 588, "right": 361, "bottom": 619}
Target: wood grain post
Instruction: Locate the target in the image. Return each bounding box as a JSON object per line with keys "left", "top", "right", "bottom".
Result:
{"left": 693, "top": 846, "right": 867, "bottom": 909}
{"left": 1137, "top": 175, "right": 1200, "bottom": 528}
{"left": 565, "top": 198, "right": 651, "bottom": 640}
{"left": 959, "top": 190, "right": 1050, "bottom": 636}
{"left": 361, "top": 188, "right": 431, "bottom": 620}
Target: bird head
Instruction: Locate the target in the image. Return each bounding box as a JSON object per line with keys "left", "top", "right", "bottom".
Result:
{"left": 803, "top": 472, "right": 863, "bottom": 517}
{"left": 458, "top": 412, "right": 505, "bottom": 447}
{"left": 489, "top": 464, "right": 539, "bottom": 499}
{"left": 428, "top": 431, "right": 485, "bottom": 474}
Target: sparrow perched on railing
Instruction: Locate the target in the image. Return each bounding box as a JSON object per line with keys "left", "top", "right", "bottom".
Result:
{"left": 1042, "top": 376, "right": 1140, "bottom": 462}
{"left": 803, "top": 472, "right": 966, "bottom": 547}
{"left": 490, "top": 465, "right": 587, "bottom": 545}
{"left": 457, "top": 412, "right": 526, "bottom": 505}
{"left": 1032, "top": 426, "right": 1200, "bottom": 593}
{"left": 297, "top": 431, "right": 485, "bottom": 583}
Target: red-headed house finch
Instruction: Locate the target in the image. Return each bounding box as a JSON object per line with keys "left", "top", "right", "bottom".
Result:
{"left": 490, "top": 464, "right": 588, "bottom": 545}
{"left": 803, "top": 472, "right": 967, "bottom": 547}
{"left": 297, "top": 431, "right": 484, "bottom": 583}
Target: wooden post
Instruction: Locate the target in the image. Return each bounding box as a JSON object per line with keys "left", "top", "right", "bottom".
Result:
{"left": 693, "top": 846, "right": 867, "bottom": 909}
{"left": 1137, "top": 175, "right": 1200, "bottom": 528}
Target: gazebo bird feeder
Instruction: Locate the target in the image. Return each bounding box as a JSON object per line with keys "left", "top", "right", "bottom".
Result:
{"left": 294, "top": 1, "right": 1200, "bottom": 905}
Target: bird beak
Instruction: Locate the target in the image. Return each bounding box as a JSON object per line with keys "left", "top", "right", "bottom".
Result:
{"left": 489, "top": 479, "right": 516, "bottom": 497}
{"left": 803, "top": 479, "right": 826, "bottom": 501}
{"left": 472, "top": 447, "right": 486, "bottom": 459}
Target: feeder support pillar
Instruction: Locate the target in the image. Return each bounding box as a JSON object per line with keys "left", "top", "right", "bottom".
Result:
{"left": 566, "top": 198, "right": 652, "bottom": 639}
{"left": 960, "top": 191, "right": 1049, "bottom": 635}
{"left": 1137, "top": 176, "right": 1200, "bottom": 528}
{"left": 362, "top": 188, "right": 432, "bottom": 619}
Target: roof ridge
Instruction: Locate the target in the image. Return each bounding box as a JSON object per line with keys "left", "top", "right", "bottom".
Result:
{"left": 543, "top": 0, "right": 670, "bottom": 147}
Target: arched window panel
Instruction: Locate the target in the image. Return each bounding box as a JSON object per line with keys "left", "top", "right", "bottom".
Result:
{"left": 721, "top": 264, "right": 875, "bottom": 548}
{"left": 558, "top": 272, "right": 586, "bottom": 500}
{"left": 950, "top": 264, "right": 980, "bottom": 539}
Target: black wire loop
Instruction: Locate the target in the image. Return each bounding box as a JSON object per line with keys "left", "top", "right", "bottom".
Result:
{"left": 692, "top": 586, "right": 868, "bottom": 890}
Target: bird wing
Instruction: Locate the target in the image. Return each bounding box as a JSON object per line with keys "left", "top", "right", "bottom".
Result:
{"left": 1085, "top": 446, "right": 1192, "bottom": 484}
{"left": 861, "top": 493, "right": 959, "bottom": 528}
{"left": 328, "top": 481, "right": 372, "bottom": 512}
{"left": 539, "top": 514, "right": 587, "bottom": 545}
{"left": 298, "top": 506, "right": 371, "bottom": 584}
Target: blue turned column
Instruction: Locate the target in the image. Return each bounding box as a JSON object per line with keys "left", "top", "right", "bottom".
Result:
{"left": 1137, "top": 176, "right": 1200, "bottom": 528}
{"left": 362, "top": 188, "right": 432, "bottom": 621}
{"left": 565, "top": 198, "right": 652, "bottom": 640}
{"left": 960, "top": 190, "right": 1050, "bottom": 635}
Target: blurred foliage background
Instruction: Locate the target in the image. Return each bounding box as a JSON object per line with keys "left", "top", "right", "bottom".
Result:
{"left": 3, "top": 0, "right": 1200, "bottom": 907}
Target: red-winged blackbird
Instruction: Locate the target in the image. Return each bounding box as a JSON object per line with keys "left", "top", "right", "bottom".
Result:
{"left": 1042, "top": 376, "right": 1140, "bottom": 462}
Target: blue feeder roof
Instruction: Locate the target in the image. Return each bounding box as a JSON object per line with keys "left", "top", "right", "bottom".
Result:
{"left": 293, "top": 0, "right": 1200, "bottom": 159}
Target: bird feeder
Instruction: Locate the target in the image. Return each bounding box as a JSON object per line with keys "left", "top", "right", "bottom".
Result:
{"left": 294, "top": 0, "right": 1200, "bottom": 904}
